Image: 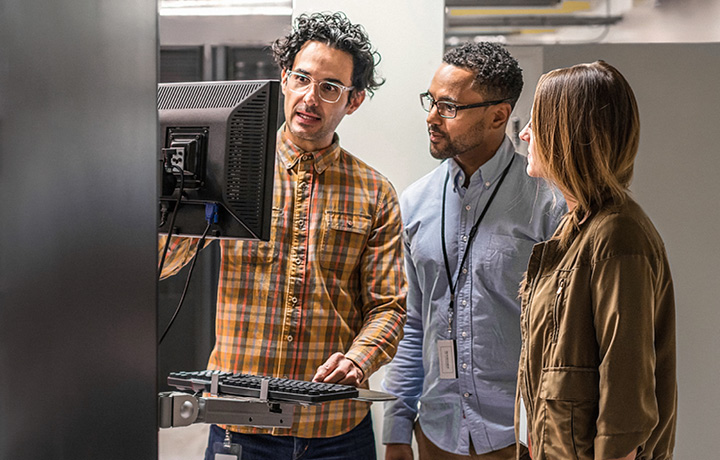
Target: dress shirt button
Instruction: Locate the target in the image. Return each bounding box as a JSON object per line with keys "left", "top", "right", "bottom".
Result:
{"left": 291, "top": 297, "right": 298, "bottom": 304}
{"left": 461, "top": 299, "right": 467, "bottom": 306}
{"left": 462, "top": 363, "right": 468, "bottom": 369}
{"left": 302, "top": 155, "right": 311, "bottom": 161}
{"left": 462, "top": 331, "right": 467, "bottom": 338}
{"left": 464, "top": 392, "right": 470, "bottom": 398}
{"left": 465, "top": 205, "right": 471, "bottom": 211}
{"left": 461, "top": 235, "right": 468, "bottom": 242}
{"left": 287, "top": 335, "right": 294, "bottom": 342}
{"left": 485, "top": 181, "right": 491, "bottom": 188}
{"left": 462, "top": 268, "right": 468, "bottom": 274}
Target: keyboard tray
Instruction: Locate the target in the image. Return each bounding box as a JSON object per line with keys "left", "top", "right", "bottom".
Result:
{"left": 168, "top": 370, "right": 359, "bottom": 404}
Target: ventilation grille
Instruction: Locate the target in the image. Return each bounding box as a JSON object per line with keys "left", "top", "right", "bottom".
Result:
{"left": 157, "top": 81, "right": 265, "bottom": 110}
{"left": 224, "top": 88, "right": 271, "bottom": 229}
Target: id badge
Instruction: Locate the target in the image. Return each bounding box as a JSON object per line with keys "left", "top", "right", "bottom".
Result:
{"left": 213, "top": 441, "right": 242, "bottom": 460}
{"left": 518, "top": 396, "right": 528, "bottom": 447}
{"left": 437, "top": 339, "right": 457, "bottom": 379}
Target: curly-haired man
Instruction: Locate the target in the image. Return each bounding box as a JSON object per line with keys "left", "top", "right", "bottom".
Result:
{"left": 381, "top": 42, "right": 565, "bottom": 460}
{"left": 161, "top": 12, "right": 406, "bottom": 460}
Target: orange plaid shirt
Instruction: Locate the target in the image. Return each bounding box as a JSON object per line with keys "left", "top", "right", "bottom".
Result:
{"left": 161, "top": 127, "right": 407, "bottom": 437}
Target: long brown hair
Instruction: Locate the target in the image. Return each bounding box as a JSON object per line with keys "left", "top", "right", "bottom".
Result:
{"left": 532, "top": 60, "right": 640, "bottom": 246}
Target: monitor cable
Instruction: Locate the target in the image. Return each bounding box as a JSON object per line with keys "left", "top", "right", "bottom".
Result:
{"left": 158, "top": 162, "right": 185, "bottom": 280}
{"left": 158, "top": 204, "right": 216, "bottom": 346}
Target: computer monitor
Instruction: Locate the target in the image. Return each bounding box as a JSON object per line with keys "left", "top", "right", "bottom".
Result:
{"left": 157, "top": 79, "right": 280, "bottom": 240}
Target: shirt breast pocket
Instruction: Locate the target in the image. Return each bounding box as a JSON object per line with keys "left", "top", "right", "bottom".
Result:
{"left": 483, "top": 234, "right": 535, "bottom": 297}
{"left": 318, "top": 211, "right": 371, "bottom": 270}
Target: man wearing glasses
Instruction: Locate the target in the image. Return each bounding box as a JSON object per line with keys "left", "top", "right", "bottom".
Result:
{"left": 161, "top": 12, "right": 406, "bottom": 460}
{"left": 382, "top": 43, "right": 564, "bottom": 460}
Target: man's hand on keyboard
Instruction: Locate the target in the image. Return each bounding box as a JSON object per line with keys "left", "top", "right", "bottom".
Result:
{"left": 312, "top": 352, "right": 364, "bottom": 386}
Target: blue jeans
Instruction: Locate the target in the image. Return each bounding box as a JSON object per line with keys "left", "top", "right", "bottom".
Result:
{"left": 203, "top": 412, "right": 376, "bottom": 460}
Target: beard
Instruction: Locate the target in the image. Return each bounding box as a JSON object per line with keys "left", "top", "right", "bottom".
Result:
{"left": 430, "top": 138, "right": 461, "bottom": 160}
{"left": 428, "top": 121, "right": 485, "bottom": 161}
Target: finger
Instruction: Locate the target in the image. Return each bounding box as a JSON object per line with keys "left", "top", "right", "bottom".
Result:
{"left": 312, "top": 353, "right": 344, "bottom": 382}
{"left": 325, "top": 359, "right": 361, "bottom": 385}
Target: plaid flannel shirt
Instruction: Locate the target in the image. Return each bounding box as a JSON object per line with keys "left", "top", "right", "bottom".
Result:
{"left": 161, "top": 127, "right": 406, "bottom": 437}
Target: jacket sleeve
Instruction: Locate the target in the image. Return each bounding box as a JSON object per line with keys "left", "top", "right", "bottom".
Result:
{"left": 591, "top": 251, "right": 661, "bottom": 459}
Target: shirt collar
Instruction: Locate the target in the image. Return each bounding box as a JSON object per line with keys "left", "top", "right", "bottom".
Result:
{"left": 276, "top": 123, "right": 342, "bottom": 174}
{"left": 447, "top": 136, "right": 515, "bottom": 192}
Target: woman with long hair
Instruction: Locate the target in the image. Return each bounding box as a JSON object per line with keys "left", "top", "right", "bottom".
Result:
{"left": 515, "top": 61, "right": 677, "bottom": 460}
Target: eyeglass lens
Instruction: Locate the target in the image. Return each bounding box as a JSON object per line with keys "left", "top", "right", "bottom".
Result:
{"left": 421, "top": 94, "right": 456, "bottom": 118}
{"left": 286, "top": 72, "right": 344, "bottom": 103}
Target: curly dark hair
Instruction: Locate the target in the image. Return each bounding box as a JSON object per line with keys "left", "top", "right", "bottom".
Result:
{"left": 443, "top": 42, "right": 523, "bottom": 108}
{"left": 271, "top": 12, "right": 384, "bottom": 97}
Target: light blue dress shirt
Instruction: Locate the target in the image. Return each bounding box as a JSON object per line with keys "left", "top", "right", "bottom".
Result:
{"left": 382, "top": 137, "right": 565, "bottom": 455}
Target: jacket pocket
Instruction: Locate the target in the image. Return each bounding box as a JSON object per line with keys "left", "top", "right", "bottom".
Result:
{"left": 538, "top": 368, "right": 599, "bottom": 460}
{"left": 550, "top": 272, "right": 571, "bottom": 343}
{"left": 318, "top": 211, "right": 371, "bottom": 270}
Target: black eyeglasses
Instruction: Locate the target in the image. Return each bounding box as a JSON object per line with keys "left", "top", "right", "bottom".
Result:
{"left": 420, "top": 92, "right": 509, "bottom": 119}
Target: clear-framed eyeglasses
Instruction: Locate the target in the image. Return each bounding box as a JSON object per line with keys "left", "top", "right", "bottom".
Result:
{"left": 420, "top": 92, "right": 509, "bottom": 119}
{"left": 284, "top": 70, "right": 354, "bottom": 104}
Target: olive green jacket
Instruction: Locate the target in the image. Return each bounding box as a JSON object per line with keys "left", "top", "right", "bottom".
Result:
{"left": 515, "top": 197, "right": 676, "bottom": 459}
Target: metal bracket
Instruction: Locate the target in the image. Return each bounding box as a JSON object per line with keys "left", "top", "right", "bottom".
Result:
{"left": 158, "top": 392, "right": 294, "bottom": 429}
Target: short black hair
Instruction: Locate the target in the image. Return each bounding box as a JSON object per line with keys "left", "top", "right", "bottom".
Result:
{"left": 443, "top": 42, "right": 523, "bottom": 108}
{"left": 271, "top": 12, "right": 384, "bottom": 97}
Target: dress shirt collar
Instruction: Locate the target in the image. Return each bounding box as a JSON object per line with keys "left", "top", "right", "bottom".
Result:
{"left": 448, "top": 136, "right": 516, "bottom": 193}
{"left": 277, "top": 124, "right": 342, "bottom": 174}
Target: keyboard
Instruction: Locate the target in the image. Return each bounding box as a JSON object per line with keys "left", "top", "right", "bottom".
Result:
{"left": 167, "top": 370, "right": 360, "bottom": 404}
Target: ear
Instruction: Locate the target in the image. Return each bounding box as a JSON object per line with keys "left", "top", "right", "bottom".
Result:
{"left": 280, "top": 68, "right": 288, "bottom": 97}
{"left": 345, "top": 89, "right": 365, "bottom": 115}
{"left": 488, "top": 102, "right": 512, "bottom": 129}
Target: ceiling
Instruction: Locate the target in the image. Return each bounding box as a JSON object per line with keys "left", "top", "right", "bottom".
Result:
{"left": 158, "top": 0, "right": 639, "bottom": 46}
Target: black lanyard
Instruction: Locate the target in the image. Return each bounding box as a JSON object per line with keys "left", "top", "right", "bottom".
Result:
{"left": 440, "top": 155, "right": 514, "bottom": 334}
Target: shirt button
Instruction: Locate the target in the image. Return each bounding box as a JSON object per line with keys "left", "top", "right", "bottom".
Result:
{"left": 485, "top": 181, "right": 491, "bottom": 188}
{"left": 462, "top": 331, "right": 467, "bottom": 338}
{"left": 287, "top": 335, "right": 294, "bottom": 342}
{"left": 461, "top": 299, "right": 467, "bottom": 306}
{"left": 465, "top": 205, "right": 471, "bottom": 211}
{"left": 461, "top": 235, "right": 468, "bottom": 242}
{"left": 462, "top": 268, "right": 468, "bottom": 274}
{"left": 462, "top": 363, "right": 468, "bottom": 369}
{"left": 302, "top": 155, "right": 311, "bottom": 161}
{"left": 464, "top": 392, "right": 470, "bottom": 398}
{"left": 291, "top": 297, "right": 298, "bottom": 304}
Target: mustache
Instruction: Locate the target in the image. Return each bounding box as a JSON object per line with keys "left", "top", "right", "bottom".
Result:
{"left": 428, "top": 124, "right": 444, "bottom": 136}
{"left": 297, "top": 104, "right": 321, "bottom": 116}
